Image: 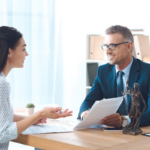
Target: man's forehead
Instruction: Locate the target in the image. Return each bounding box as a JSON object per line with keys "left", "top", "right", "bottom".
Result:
{"left": 104, "top": 33, "right": 124, "bottom": 44}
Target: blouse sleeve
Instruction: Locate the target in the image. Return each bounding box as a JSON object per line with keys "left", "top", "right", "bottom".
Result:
{"left": 0, "top": 80, "right": 18, "bottom": 143}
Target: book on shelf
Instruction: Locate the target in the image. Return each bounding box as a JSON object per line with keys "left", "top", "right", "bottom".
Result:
{"left": 134, "top": 35, "right": 150, "bottom": 60}
{"left": 90, "top": 36, "right": 105, "bottom": 60}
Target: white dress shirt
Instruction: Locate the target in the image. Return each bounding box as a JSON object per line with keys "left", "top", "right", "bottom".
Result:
{"left": 0, "top": 72, "right": 18, "bottom": 150}
{"left": 115, "top": 57, "right": 133, "bottom": 124}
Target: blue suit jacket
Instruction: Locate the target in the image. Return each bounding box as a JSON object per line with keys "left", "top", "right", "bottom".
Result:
{"left": 78, "top": 57, "right": 150, "bottom": 126}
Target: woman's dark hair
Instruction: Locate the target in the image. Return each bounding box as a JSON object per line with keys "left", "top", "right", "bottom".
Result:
{"left": 0, "top": 26, "right": 22, "bottom": 72}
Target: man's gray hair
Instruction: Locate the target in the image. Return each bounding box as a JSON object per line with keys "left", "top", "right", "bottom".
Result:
{"left": 105, "top": 25, "right": 134, "bottom": 52}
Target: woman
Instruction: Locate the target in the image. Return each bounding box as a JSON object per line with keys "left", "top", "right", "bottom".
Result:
{"left": 0, "top": 26, "right": 72, "bottom": 150}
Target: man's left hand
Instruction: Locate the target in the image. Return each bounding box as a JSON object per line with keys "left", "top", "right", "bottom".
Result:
{"left": 101, "top": 113, "right": 122, "bottom": 128}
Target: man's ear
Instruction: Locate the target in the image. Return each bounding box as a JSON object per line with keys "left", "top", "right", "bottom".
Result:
{"left": 127, "top": 42, "right": 133, "bottom": 52}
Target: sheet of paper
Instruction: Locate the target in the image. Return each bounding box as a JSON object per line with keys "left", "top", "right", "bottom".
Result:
{"left": 73, "top": 97, "right": 123, "bottom": 130}
{"left": 89, "top": 124, "right": 107, "bottom": 129}
{"left": 22, "top": 124, "right": 74, "bottom": 135}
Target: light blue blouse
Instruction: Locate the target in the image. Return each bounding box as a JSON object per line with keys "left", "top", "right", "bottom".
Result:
{"left": 0, "top": 72, "right": 18, "bottom": 150}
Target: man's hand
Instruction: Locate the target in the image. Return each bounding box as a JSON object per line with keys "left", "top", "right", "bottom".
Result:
{"left": 82, "top": 110, "right": 89, "bottom": 119}
{"left": 122, "top": 92, "right": 125, "bottom": 95}
{"left": 101, "top": 113, "right": 122, "bottom": 128}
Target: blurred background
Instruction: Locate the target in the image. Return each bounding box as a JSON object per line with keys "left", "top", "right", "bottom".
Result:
{"left": 0, "top": 0, "right": 150, "bottom": 112}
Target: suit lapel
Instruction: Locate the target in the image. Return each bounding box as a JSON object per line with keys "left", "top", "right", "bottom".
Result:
{"left": 107, "top": 58, "right": 140, "bottom": 106}
{"left": 128, "top": 57, "right": 140, "bottom": 108}
{"left": 108, "top": 65, "right": 117, "bottom": 97}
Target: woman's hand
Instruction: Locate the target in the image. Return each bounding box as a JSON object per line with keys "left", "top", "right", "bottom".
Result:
{"left": 16, "top": 107, "right": 73, "bottom": 134}
{"left": 33, "top": 118, "right": 47, "bottom": 125}
{"left": 34, "top": 108, "right": 72, "bottom": 125}
{"left": 40, "top": 107, "right": 73, "bottom": 119}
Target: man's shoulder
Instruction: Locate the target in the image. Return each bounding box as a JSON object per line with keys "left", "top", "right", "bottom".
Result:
{"left": 98, "top": 62, "right": 114, "bottom": 72}
{"left": 135, "top": 58, "right": 150, "bottom": 70}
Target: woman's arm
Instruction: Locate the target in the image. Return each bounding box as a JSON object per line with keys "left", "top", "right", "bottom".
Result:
{"left": 13, "top": 114, "right": 27, "bottom": 122}
{"left": 14, "top": 114, "right": 47, "bottom": 125}
{"left": 16, "top": 107, "right": 72, "bottom": 134}
{"left": 0, "top": 81, "right": 18, "bottom": 143}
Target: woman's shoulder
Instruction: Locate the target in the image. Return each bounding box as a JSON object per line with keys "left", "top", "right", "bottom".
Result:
{"left": 0, "top": 73, "right": 8, "bottom": 89}
{"left": 0, "top": 75, "right": 10, "bottom": 102}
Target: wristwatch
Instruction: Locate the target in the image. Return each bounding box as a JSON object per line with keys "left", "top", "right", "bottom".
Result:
{"left": 121, "top": 116, "right": 128, "bottom": 128}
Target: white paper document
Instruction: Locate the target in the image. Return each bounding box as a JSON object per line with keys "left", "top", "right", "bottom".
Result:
{"left": 22, "top": 124, "right": 74, "bottom": 135}
{"left": 73, "top": 97, "right": 123, "bottom": 130}
{"left": 22, "top": 97, "right": 123, "bottom": 134}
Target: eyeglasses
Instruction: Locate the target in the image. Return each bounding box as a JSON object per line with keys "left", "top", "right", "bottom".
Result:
{"left": 101, "top": 41, "right": 129, "bottom": 51}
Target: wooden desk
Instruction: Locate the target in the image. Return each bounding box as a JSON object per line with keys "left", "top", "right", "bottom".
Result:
{"left": 12, "top": 108, "right": 150, "bottom": 150}
{"left": 12, "top": 123, "right": 150, "bottom": 150}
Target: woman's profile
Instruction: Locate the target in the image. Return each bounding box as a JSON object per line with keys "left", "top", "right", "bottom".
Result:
{"left": 0, "top": 26, "right": 72, "bottom": 150}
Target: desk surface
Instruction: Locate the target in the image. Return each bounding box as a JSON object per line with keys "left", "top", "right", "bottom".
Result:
{"left": 12, "top": 108, "right": 150, "bottom": 150}
{"left": 12, "top": 122, "right": 150, "bottom": 150}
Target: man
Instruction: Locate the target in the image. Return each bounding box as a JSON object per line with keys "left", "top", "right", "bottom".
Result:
{"left": 78, "top": 25, "right": 150, "bottom": 128}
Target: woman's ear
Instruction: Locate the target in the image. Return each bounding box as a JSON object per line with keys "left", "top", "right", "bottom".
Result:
{"left": 8, "top": 48, "right": 12, "bottom": 58}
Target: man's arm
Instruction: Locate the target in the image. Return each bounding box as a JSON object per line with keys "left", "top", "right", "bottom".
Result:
{"left": 139, "top": 74, "right": 150, "bottom": 127}
{"left": 139, "top": 108, "right": 150, "bottom": 126}
{"left": 139, "top": 93, "right": 147, "bottom": 112}
{"left": 78, "top": 67, "right": 104, "bottom": 119}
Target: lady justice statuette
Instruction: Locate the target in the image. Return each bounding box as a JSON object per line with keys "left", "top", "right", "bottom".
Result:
{"left": 122, "top": 81, "right": 147, "bottom": 135}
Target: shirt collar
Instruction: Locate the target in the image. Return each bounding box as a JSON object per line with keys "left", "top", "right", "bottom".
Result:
{"left": 116, "top": 57, "right": 133, "bottom": 77}
{"left": 0, "top": 72, "right": 6, "bottom": 78}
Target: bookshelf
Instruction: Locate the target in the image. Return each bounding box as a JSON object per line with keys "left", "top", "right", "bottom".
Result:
{"left": 85, "top": 35, "right": 107, "bottom": 96}
{"left": 86, "top": 59, "right": 107, "bottom": 95}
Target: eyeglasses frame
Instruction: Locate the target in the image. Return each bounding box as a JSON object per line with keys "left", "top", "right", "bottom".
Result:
{"left": 101, "top": 41, "right": 129, "bottom": 51}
